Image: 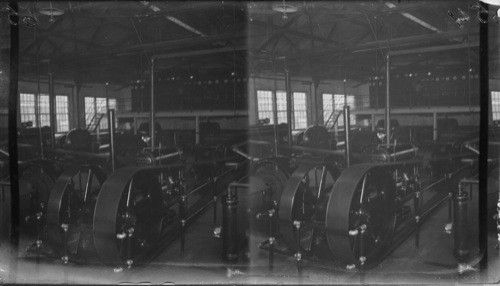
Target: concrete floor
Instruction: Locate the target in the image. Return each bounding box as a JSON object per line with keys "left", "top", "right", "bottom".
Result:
{"left": 0, "top": 186, "right": 499, "bottom": 285}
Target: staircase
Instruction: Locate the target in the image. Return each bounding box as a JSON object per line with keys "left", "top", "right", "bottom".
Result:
{"left": 324, "top": 109, "right": 343, "bottom": 130}
{"left": 86, "top": 113, "right": 105, "bottom": 133}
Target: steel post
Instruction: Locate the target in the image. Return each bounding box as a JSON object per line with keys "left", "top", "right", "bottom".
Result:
{"left": 222, "top": 185, "right": 238, "bottom": 261}
{"left": 385, "top": 55, "right": 391, "bottom": 145}
{"left": 344, "top": 105, "right": 351, "bottom": 167}
{"left": 150, "top": 59, "right": 155, "bottom": 148}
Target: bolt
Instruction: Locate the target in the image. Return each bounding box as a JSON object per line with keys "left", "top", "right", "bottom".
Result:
{"left": 61, "top": 224, "right": 69, "bottom": 232}
{"left": 294, "top": 252, "right": 302, "bottom": 261}
{"left": 269, "top": 237, "right": 275, "bottom": 245}
{"left": 293, "top": 221, "right": 301, "bottom": 229}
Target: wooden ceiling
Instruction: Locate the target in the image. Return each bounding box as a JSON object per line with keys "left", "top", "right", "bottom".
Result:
{"left": 3, "top": 1, "right": 498, "bottom": 86}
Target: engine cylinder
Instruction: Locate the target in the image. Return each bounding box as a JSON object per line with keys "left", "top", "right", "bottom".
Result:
{"left": 370, "top": 143, "right": 418, "bottom": 163}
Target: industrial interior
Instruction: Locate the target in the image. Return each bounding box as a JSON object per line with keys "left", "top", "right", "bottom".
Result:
{"left": 0, "top": 0, "right": 499, "bottom": 284}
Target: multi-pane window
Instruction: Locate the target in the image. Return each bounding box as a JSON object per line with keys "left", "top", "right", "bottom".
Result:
{"left": 20, "top": 93, "right": 36, "bottom": 124}
{"left": 276, "top": 91, "right": 288, "bottom": 124}
{"left": 256, "top": 90, "right": 273, "bottom": 124}
{"left": 38, "top": 94, "right": 51, "bottom": 127}
{"left": 322, "top": 93, "right": 334, "bottom": 125}
{"left": 56, "top": 96, "right": 69, "bottom": 132}
{"left": 256, "top": 90, "right": 287, "bottom": 125}
{"left": 85, "top": 97, "right": 96, "bottom": 127}
{"left": 293, "top": 92, "right": 307, "bottom": 129}
{"left": 323, "top": 94, "right": 356, "bottom": 127}
{"left": 492, "top": 91, "right": 500, "bottom": 122}
{"left": 85, "top": 97, "right": 117, "bottom": 130}
{"left": 19, "top": 93, "right": 68, "bottom": 132}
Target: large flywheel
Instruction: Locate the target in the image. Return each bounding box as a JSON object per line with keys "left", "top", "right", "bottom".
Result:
{"left": 251, "top": 160, "right": 289, "bottom": 208}
{"left": 326, "top": 164, "right": 396, "bottom": 268}
{"left": 278, "top": 163, "right": 340, "bottom": 254}
{"left": 45, "top": 166, "right": 106, "bottom": 255}
{"left": 93, "top": 167, "right": 163, "bottom": 266}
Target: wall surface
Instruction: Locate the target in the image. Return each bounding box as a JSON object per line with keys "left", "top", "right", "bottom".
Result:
{"left": 248, "top": 74, "right": 482, "bottom": 129}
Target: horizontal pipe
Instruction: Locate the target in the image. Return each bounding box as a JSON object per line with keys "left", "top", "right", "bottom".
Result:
{"left": 229, "top": 182, "right": 251, "bottom": 189}
{"left": 420, "top": 176, "right": 448, "bottom": 193}
{"left": 459, "top": 179, "right": 479, "bottom": 185}
{"left": 185, "top": 180, "right": 211, "bottom": 198}
{"left": 156, "top": 151, "right": 183, "bottom": 161}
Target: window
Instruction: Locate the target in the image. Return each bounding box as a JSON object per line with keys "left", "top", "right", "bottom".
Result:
{"left": 85, "top": 97, "right": 117, "bottom": 130}
{"left": 322, "top": 93, "right": 334, "bottom": 125}
{"left": 492, "top": 91, "right": 500, "bottom": 122}
{"left": 19, "top": 93, "right": 59, "bottom": 130}
{"left": 256, "top": 90, "right": 287, "bottom": 125}
{"left": 276, "top": 91, "right": 288, "bottom": 124}
{"left": 293, "top": 92, "right": 307, "bottom": 130}
{"left": 322, "top": 93, "right": 356, "bottom": 127}
{"left": 20, "top": 93, "right": 36, "bottom": 124}
{"left": 56, "top": 95, "right": 69, "bottom": 132}
{"left": 38, "top": 94, "right": 51, "bottom": 127}
{"left": 256, "top": 90, "right": 273, "bottom": 124}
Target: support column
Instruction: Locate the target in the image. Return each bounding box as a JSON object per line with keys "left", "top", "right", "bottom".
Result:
{"left": 150, "top": 58, "right": 155, "bottom": 148}
{"left": 433, "top": 112, "right": 438, "bottom": 141}
{"left": 109, "top": 109, "right": 116, "bottom": 172}
{"left": 49, "top": 72, "right": 56, "bottom": 147}
{"left": 195, "top": 115, "right": 200, "bottom": 144}
{"left": 371, "top": 113, "right": 376, "bottom": 132}
{"left": 285, "top": 67, "right": 293, "bottom": 146}
{"left": 344, "top": 105, "right": 351, "bottom": 167}
{"left": 385, "top": 55, "right": 391, "bottom": 145}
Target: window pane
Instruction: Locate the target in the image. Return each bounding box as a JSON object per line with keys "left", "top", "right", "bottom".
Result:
{"left": 20, "top": 93, "right": 35, "bottom": 125}
{"left": 492, "top": 91, "right": 500, "bottom": 122}
{"left": 276, "top": 91, "right": 287, "bottom": 124}
{"left": 293, "top": 92, "right": 307, "bottom": 129}
{"left": 257, "top": 90, "right": 273, "bottom": 124}
{"left": 85, "top": 97, "right": 96, "bottom": 127}
{"left": 56, "top": 95, "right": 69, "bottom": 132}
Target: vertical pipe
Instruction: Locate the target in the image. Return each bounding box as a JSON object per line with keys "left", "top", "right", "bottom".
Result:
{"left": 75, "top": 85, "right": 80, "bottom": 129}
{"left": 49, "top": 72, "right": 56, "bottom": 148}
{"left": 371, "top": 113, "right": 375, "bottom": 132}
{"left": 433, "top": 112, "right": 438, "bottom": 141}
{"left": 385, "top": 55, "right": 391, "bottom": 145}
{"left": 454, "top": 182, "right": 470, "bottom": 263}
{"left": 109, "top": 110, "right": 116, "bottom": 172}
{"left": 150, "top": 58, "right": 155, "bottom": 148}
{"left": 478, "top": 1, "right": 489, "bottom": 271}
{"left": 285, "top": 67, "right": 293, "bottom": 146}
{"left": 272, "top": 55, "right": 279, "bottom": 156}
{"left": 344, "top": 105, "right": 351, "bottom": 167}
{"left": 195, "top": 115, "right": 200, "bottom": 144}
{"left": 222, "top": 185, "right": 238, "bottom": 261}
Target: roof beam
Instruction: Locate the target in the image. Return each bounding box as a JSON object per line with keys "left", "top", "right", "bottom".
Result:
{"left": 296, "top": 28, "right": 478, "bottom": 61}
